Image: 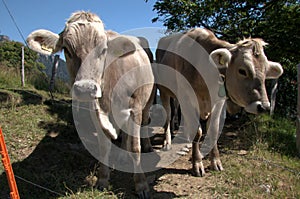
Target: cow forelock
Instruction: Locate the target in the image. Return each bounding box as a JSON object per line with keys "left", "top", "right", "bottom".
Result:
{"left": 67, "top": 11, "right": 104, "bottom": 25}
{"left": 63, "top": 23, "right": 105, "bottom": 56}
{"left": 61, "top": 11, "right": 105, "bottom": 57}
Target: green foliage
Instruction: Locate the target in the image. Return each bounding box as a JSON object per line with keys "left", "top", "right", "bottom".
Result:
{"left": 275, "top": 59, "right": 297, "bottom": 118}
{"left": 151, "top": 0, "right": 300, "bottom": 118}
{"left": 251, "top": 114, "right": 297, "bottom": 156}
{"left": 0, "top": 40, "right": 69, "bottom": 94}
{"left": 0, "top": 40, "right": 44, "bottom": 72}
{"left": 0, "top": 64, "right": 21, "bottom": 88}
{"left": 0, "top": 61, "right": 69, "bottom": 94}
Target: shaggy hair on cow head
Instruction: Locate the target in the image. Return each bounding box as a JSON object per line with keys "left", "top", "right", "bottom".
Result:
{"left": 67, "top": 11, "right": 103, "bottom": 24}
{"left": 234, "top": 38, "right": 268, "bottom": 56}
{"left": 60, "top": 11, "right": 107, "bottom": 59}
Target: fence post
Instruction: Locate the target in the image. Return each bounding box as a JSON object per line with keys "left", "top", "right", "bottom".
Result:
{"left": 21, "top": 46, "right": 25, "bottom": 87}
{"left": 297, "top": 63, "right": 300, "bottom": 156}
{"left": 49, "top": 55, "right": 60, "bottom": 100}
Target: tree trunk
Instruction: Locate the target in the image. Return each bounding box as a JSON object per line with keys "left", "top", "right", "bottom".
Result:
{"left": 297, "top": 63, "right": 300, "bottom": 156}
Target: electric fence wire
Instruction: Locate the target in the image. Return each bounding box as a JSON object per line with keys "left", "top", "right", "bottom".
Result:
{"left": 1, "top": 0, "right": 28, "bottom": 46}
{"left": 15, "top": 175, "right": 65, "bottom": 197}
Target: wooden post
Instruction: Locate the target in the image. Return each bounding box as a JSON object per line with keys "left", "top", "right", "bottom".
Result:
{"left": 297, "top": 63, "right": 300, "bottom": 156}
{"left": 49, "top": 55, "right": 60, "bottom": 99}
{"left": 21, "top": 46, "right": 25, "bottom": 87}
{"left": 269, "top": 79, "right": 278, "bottom": 116}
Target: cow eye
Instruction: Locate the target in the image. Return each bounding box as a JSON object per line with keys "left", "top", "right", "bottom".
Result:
{"left": 238, "top": 68, "right": 247, "bottom": 77}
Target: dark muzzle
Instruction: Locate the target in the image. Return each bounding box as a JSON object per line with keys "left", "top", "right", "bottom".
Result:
{"left": 245, "top": 101, "right": 270, "bottom": 114}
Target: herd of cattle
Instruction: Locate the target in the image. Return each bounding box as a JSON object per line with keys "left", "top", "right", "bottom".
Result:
{"left": 26, "top": 11, "right": 283, "bottom": 198}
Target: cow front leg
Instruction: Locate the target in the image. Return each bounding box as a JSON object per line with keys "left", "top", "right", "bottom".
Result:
{"left": 89, "top": 106, "right": 112, "bottom": 190}
{"left": 205, "top": 116, "right": 224, "bottom": 172}
{"left": 126, "top": 109, "right": 150, "bottom": 199}
{"left": 191, "top": 126, "right": 205, "bottom": 177}
{"left": 95, "top": 131, "right": 112, "bottom": 190}
{"left": 210, "top": 144, "right": 224, "bottom": 171}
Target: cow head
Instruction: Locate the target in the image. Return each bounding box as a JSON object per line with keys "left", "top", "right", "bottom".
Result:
{"left": 27, "top": 11, "right": 107, "bottom": 92}
{"left": 210, "top": 38, "right": 283, "bottom": 114}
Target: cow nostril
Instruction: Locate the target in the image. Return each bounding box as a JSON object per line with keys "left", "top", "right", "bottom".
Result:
{"left": 257, "top": 104, "right": 268, "bottom": 113}
{"left": 93, "top": 84, "right": 98, "bottom": 92}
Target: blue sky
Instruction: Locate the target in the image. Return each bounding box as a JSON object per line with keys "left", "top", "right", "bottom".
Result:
{"left": 0, "top": 0, "right": 165, "bottom": 50}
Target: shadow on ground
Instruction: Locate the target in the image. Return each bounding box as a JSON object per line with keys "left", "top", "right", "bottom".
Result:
{"left": 0, "top": 98, "right": 186, "bottom": 199}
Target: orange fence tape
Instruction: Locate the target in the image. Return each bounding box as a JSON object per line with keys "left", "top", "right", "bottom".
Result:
{"left": 0, "top": 127, "right": 20, "bottom": 199}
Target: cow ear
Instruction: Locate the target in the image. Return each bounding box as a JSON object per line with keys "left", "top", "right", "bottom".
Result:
{"left": 266, "top": 61, "right": 283, "bottom": 79}
{"left": 26, "top": 29, "right": 60, "bottom": 55}
{"left": 108, "top": 36, "right": 137, "bottom": 57}
{"left": 209, "top": 48, "right": 232, "bottom": 69}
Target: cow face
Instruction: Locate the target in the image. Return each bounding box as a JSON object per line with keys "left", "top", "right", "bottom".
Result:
{"left": 210, "top": 39, "right": 283, "bottom": 114}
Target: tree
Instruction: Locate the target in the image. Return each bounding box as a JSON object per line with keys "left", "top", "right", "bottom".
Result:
{"left": 0, "top": 40, "right": 45, "bottom": 71}
{"left": 150, "top": 0, "right": 300, "bottom": 117}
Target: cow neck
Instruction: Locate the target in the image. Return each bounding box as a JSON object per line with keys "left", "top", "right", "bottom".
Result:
{"left": 218, "top": 72, "right": 231, "bottom": 102}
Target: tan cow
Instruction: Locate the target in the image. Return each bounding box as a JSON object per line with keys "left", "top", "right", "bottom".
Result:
{"left": 155, "top": 28, "right": 283, "bottom": 176}
{"left": 27, "top": 11, "right": 154, "bottom": 198}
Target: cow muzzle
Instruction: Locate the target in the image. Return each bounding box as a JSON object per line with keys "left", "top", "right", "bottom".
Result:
{"left": 244, "top": 101, "right": 270, "bottom": 114}
{"left": 72, "top": 80, "right": 102, "bottom": 101}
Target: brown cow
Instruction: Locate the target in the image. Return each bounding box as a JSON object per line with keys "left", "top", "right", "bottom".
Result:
{"left": 27, "top": 11, "right": 154, "bottom": 198}
{"left": 155, "top": 28, "right": 283, "bottom": 176}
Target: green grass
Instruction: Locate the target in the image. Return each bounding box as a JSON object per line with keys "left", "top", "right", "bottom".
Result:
{"left": 0, "top": 65, "right": 21, "bottom": 88}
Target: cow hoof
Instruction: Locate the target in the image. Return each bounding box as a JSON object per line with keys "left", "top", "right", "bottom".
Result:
{"left": 162, "top": 144, "right": 171, "bottom": 151}
{"left": 192, "top": 169, "right": 205, "bottom": 177}
{"left": 142, "top": 145, "right": 154, "bottom": 153}
{"left": 96, "top": 179, "right": 109, "bottom": 191}
{"left": 192, "top": 161, "right": 205, "bottom": 177}
{"left": 137, "top": 190, "right": 151, "bottom": 199}
{"left": 210, "top": 158, "right": 224, "bottom": 171}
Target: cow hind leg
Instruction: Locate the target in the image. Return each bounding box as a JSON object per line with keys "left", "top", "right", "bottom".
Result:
{"left": 160, "top": 93, "right": 172, "bottom": 150}
{"left": 140, "top": 86, "right": 156, "bottom": 153}
{"left": 126, "top": 109, "right": 150, "bottom": 199}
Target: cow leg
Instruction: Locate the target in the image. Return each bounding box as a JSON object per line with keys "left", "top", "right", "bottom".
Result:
{"left": 141, "top": 85, "right": 156, "bottom": 153}
{"left": 160, "top": 93, "right": 172, "bottom": 150}
{"left": 94, "top": 130, "right": 112, "bottom": 190}
{"left": 205, "top": 117, "right": 224, "bottom": 172}
{"left": 191, "top": 126, "right": 205, "bottom": 177}
{"left": 89, "top": 106, "right": 112, "bottom": 190}
{"left": 171, "top": 98, "right": 181, "bottom": 132}
{"left": 209, "top": 144, "right": 224, "bottom": 171}
{"left": 126, "top": 109, "right": 150, "bottom": 199}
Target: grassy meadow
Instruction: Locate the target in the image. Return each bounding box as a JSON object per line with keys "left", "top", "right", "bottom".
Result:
{"left": 0, "top": 64, "right": 299, "bottom": 199}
